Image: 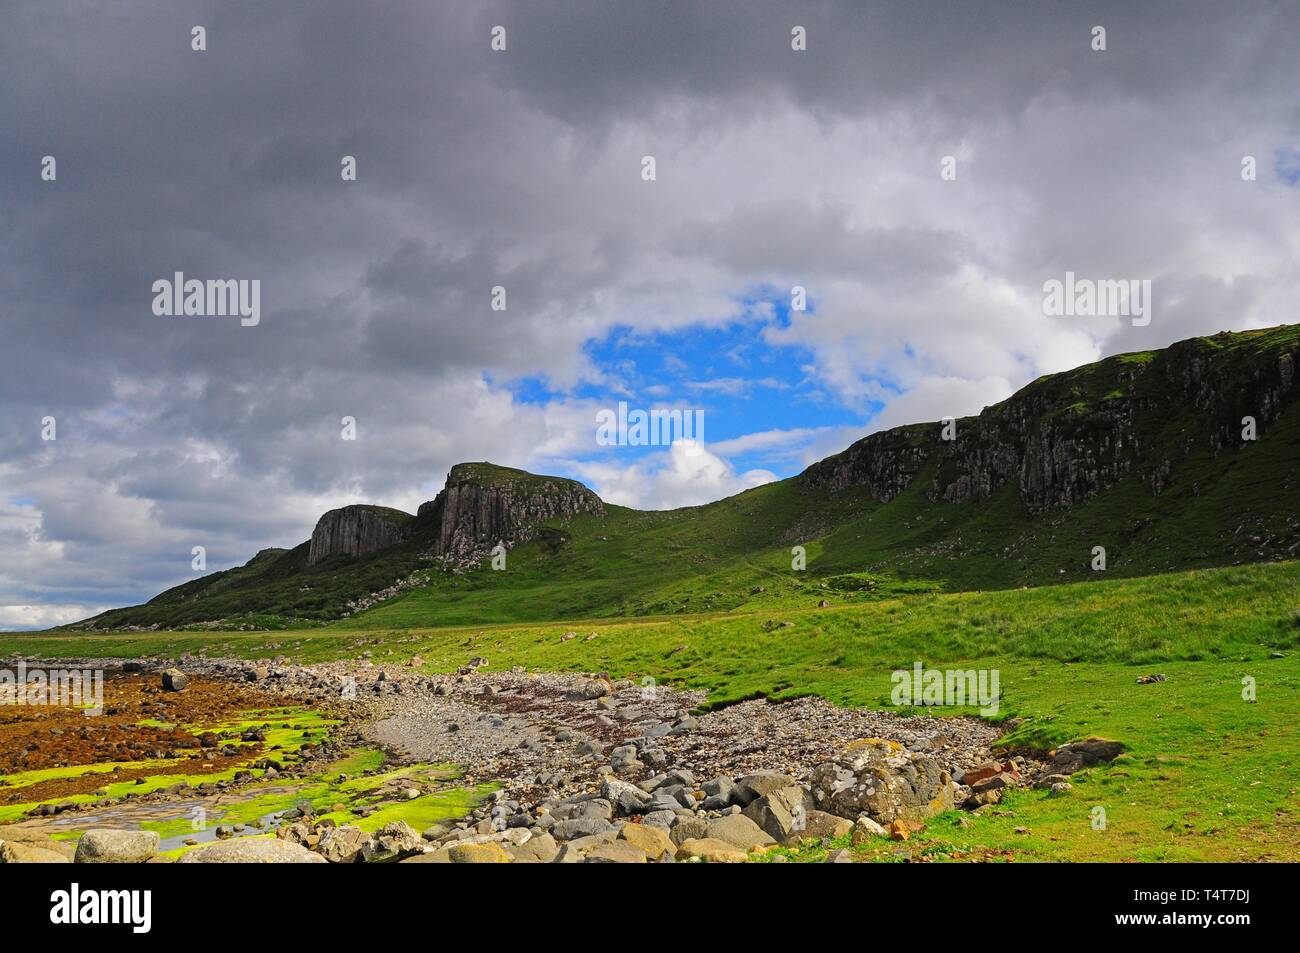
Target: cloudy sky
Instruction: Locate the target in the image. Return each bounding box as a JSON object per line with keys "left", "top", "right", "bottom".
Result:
{"left": 2, "top": 1, "right": 1298, "bottom": 629}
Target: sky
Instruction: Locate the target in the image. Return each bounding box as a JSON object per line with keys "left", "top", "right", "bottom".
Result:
{"left": 2, "top": 1, "right": 1298, "bottom": 629}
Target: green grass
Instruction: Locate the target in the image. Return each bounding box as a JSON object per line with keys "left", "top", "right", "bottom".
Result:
{"left": 7, "top": 559, "right": 1300, "bottom": 860}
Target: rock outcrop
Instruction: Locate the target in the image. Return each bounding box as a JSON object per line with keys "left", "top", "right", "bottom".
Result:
{"left": 802, "top": 330, "right": 1300, "bottom": 509}
{"left": 416, "top": 463, "right": 605, "bottom": 563}
{"left": 308, "top": 505, "right": 412, "bottom": 566}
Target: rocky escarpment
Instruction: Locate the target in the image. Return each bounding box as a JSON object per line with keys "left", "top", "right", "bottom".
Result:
{"left": 802, "top": 329, "right": 1300, "bottom": 509}
{"left": 417, "top": 463, "right": 605, "bottom": 564}
{"left": 308, "top": 506, "right": 412, "bottom": 565}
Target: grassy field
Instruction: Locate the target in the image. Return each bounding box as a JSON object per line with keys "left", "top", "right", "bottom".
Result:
{"left": 6, "top": 559, "right": 1299, "bottom": 861}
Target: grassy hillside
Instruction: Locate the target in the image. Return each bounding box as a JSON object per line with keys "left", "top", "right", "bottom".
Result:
{"left": 70, "top": 325, "right": 1300, "bottom": 632}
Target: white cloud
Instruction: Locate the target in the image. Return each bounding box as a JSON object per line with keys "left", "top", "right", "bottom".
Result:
{"left": 575, "top": 442, "right": 777, "bottom": 510}
{"left": 0, "top": 604, "right": 110, "bottom": 632}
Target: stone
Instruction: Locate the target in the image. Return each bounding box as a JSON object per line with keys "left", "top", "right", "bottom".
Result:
{"left": 800, "top": 810, "right": 854, "bottom": 841}
{"left": 0, "top": 840, "right": 69, "bottom": 863}
{"left": 448, "top": 842, "right": 512, "bottom": 863}
{"left": 826, "top": 847, "right": 853, "bottom": 863}
{"left": 1049, "top": 738, "right": 1124, "bottom": 774}
{"left": 669, "top": 816, "right": 710, "bottom": 847}
{"left": 160, "top": 668, "right": 189, "bottom": 691}
{"left": 732, "top": 771, "right": 800, "bottom": 807}
{"left": 401, "top": 848, "right": 451, "bottom": 863}
{"left": 360, "top": 820, "right": 424, "bottom": 862}
{"left": 675, "top": 838, "right": 749, "bottom": 863}
{"left": 509, "top": 832, "right": 558, "bottom": 863}
{"left": 584, "top": 842, "right": 648, "bottom": 863}
{"left": 1048, "top": 782, "right": 1073, "bottom": 797}
{"left": 618, "top": 823, "right": 675, "bottom": 859}
{"left": 959, "top": 763, "right": 1003, "bottom": 786}
{"left": 810, "top": 739, "right": 954, "bottom": 825}
{"left": 707, "top": 814, "right": 777, "bottom": 851}
{"left": 742, "top": 785, "right": 814, "bottom": 844}
{"left": 601, "top": 778, "right": 651, "bottom": 815}
{"left": 74, "top": 829, "right": 160, "bottom": 864}
{"left": 550, "top": 818, "right": 614, "bottom": 841}
{"left": 177, "top": 840, "right": 326, "bottom": 863}
{"left": 315, "top": 825, "right": 369, "bottom": 863}
{"left": 969, "top": 773, "right": 1016, "bottom": 794}
{"left": 554, "top": 797, "right": 613, "bottom": 822}
{"left": 851, "top": 816, "right": 888, "bottom": 845}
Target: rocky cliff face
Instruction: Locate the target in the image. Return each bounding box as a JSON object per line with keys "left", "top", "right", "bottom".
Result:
{"left": 307, "top": 506, "right": 412, "bottom": 565}
{"left": 803, "top": 330, "right": 1300, "bottom": 509}
{"left": 417, "top": 463, "right": 605, "bottom": 563}
{"left": 306, "top": 466, "right": 605, "bottom": 568}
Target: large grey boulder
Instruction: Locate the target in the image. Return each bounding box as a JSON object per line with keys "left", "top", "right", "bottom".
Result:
{"left": 742, "top": 785, "right": 815, "bottom": 843}
{"left": 810, "top": 739, "right": 954, "bottom": 825}
{"left": 550, "top": 818, "right": 614, "bottom": 841}
{"left": 74, "top": 829, "right": 160, "bottom": 864}
{"left": 600, "top": 778, "right": 651, "bottom": 815}
{"left": 732, "top": 771, "right": 800, "bottom": 807}
{"left": 705, "top": 814, "right": 776, "bottom": 852}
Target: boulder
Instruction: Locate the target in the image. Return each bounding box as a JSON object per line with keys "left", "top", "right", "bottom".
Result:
{"left": 618, "top": 823, "right": 675, "bottom": 859}
{"left": 177, "top": 839, "right": 326, "bottom": 863}
{"left": 799, "top": 811, "right": 854, "bottom": 841}
{"left": 810, "top": 738, "right": 954, "bottom": 825}
{"left": 732, "top": 771, "right": 800, "bottom": 807}
{"left": 160, "top": 668, "right": 189, "bottom": 692}
{"left": 742, "top": 785, "right": 814, "bottom": 843}
{"left": 0, "top": 840, "right": 69, "bottom": 863}
{"left": 851, "top": 816, "right": 889, "bottom": 845}
{"left": 600, "top": 778, "right": 651, "bottom": 815}
{"left": 669, "top": 816, "right": 710, "bottom": 847}
{"left": 360, "top": 820, "right": 424, "bottom": 863}
{"left": 508, "top": 832, "right": 558, "bottom": 863}
{"left": 707, "top": 814, "right": 777, "bottom": 851}
{"left": 550, "top": 818, "right": 614, "bottom": 841}
{"left": 315, "top": 825, "right": 369, "bottom": 864}
{"left": 74, "top": 829, "right": 160, "bottom": 864}
{"left": 675, "top": 838, "right": 749, "bottom": 863}
{"left": 1049, "top": 738, "right": 1124, "bottom": 774}
{"left": 447, "top": 842, "right": 512, "bottom": 863}
{"left": 584, "top": 842, "right": 648, "bottom": 863}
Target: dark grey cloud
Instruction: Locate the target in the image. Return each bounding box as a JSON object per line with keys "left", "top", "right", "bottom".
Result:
{"left": 1, "top": 0, "right": 1298, "bottom": 626}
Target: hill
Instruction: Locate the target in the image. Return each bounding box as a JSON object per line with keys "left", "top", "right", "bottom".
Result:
{"left": 72, "top": 325, "right": 1300, "bottom": 631}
